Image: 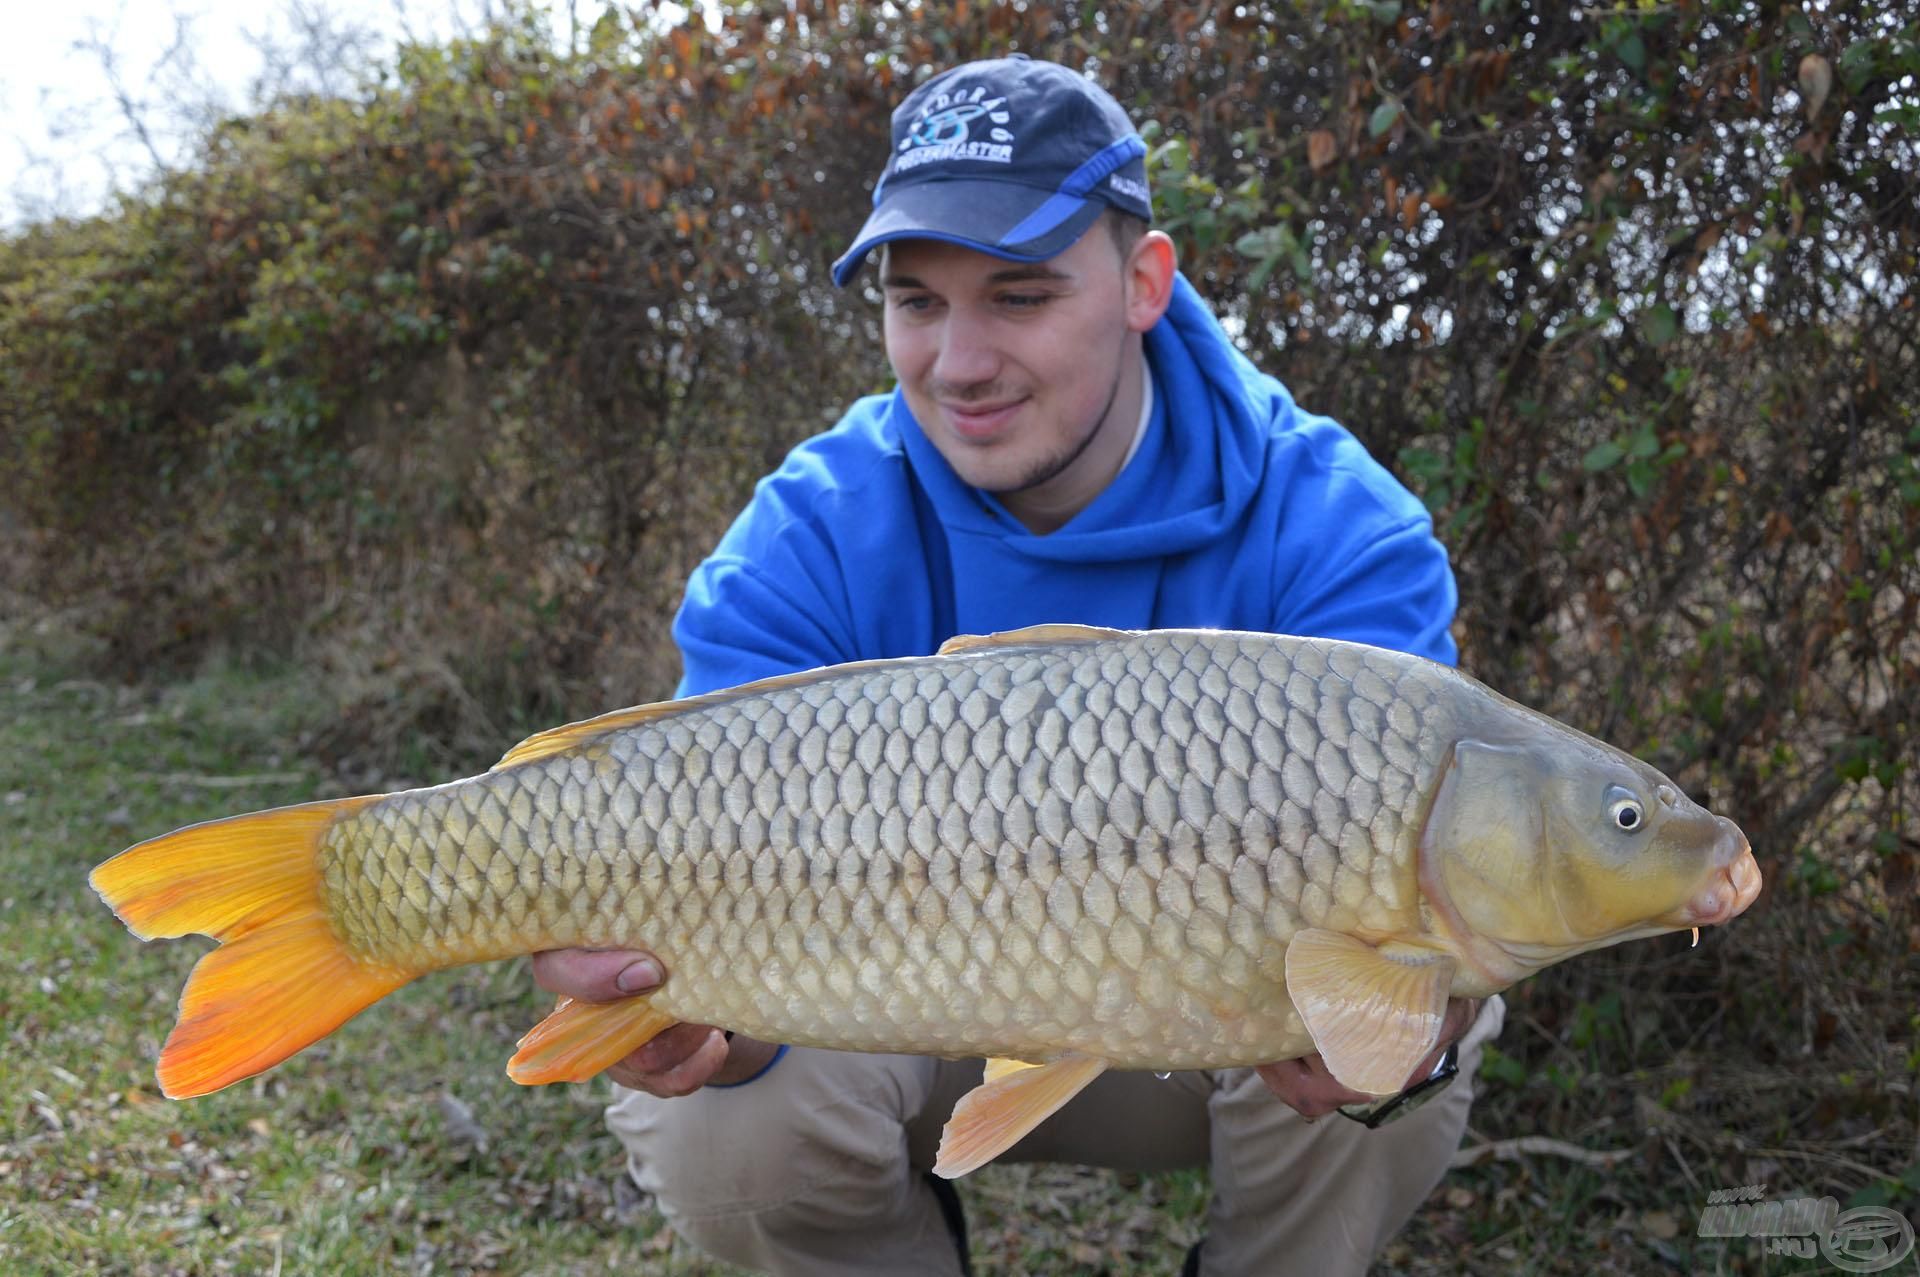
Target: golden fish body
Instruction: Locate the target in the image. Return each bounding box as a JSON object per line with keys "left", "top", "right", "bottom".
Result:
{"left": 93, "top": 624, "right": 1761, "bottom": 1174}
{"left": 323, "top": 628, "right": 1456, "bottom": 1069}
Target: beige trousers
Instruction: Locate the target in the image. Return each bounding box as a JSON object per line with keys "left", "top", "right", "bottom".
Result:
{"left": 607, "top": 996, "right": 1504, "bottom": 1277}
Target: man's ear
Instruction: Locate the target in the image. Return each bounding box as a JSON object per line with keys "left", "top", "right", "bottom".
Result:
{"left": 1124, "top": 230, "right": 1178, "bottom": 334}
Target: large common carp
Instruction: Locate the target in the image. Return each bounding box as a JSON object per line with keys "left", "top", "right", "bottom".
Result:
{"left": 93, "top": 625, "right": 1761, "bottom": 1176}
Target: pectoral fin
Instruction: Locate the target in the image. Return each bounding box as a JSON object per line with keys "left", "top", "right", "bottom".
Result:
{"left": 1284, "top": 929, "right": 1456, "bottom": 1096}
{"left": 933, "top": 1054, "right": 1108, "bottom": 1178}
{"left": 506, "top": 995, "right": 679, "bottom": 1085}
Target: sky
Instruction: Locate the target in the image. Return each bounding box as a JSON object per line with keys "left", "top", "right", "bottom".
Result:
{"left": 0, "top": 0, "right": 646, "bottom": 227}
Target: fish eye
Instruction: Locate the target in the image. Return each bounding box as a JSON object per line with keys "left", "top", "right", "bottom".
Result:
{"left": 1606, "top": 787, "right": 1646, "bottom": 833}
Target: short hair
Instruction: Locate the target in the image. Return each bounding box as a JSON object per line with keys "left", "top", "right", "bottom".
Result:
{"left": 1103, "top": 208, "right": 1150, "bottom": 262}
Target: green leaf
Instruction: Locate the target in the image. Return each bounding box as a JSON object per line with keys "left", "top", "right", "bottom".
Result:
{"left": 1583, "top": 442, "right": 1625, "bottom": 472}
{"left": 1369, "top": 102, "right": 1401, "bottom": 138}
{"left": 1839, "top": 39, "right": 1877, "bottom": 93}
{"left": 1478, "top": 1044, "right": 1527, "bottom": 1088}
{"left": 1848, "top": 1181, "right": 1894, "bottom": 1210}
{"left": 1248, "top": 253, "right": 1281, "bottom": 293}
{"left": 1234, "top": 227, "right": 1286, "bottom": 259}
{"left": 1291, "top": 242, "right": 1314, "bottom": 283}
{"left": 1644, "top": 301, "right": 1678, "bottom": 345}
{"left": 1616, "top": 32, "right": 1646, "bottom": 73}
{"left": 1660, "top": 1077, "right": 1694, "bottom": 1108}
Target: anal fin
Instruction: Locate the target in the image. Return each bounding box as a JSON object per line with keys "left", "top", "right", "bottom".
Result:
{"left": 981, "top": 1055, "right": 1044, "bottom": 1084}
{"left": 933, "top": 1053, "right": 1108, "bottom": 1179}
{"left": 506, "top": 996, "right": 679, "bottom": 1085}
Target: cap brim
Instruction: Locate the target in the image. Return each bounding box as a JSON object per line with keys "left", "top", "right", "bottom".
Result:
{"left": 830, "top": 178, "right": 1108, "bottom": 287}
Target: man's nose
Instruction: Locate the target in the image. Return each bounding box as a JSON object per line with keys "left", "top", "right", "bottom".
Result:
{"left": 932, "top": 307, "right": 1000, "bottom": 388}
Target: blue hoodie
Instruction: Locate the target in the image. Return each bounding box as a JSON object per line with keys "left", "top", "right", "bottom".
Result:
{"left": 673, "top": 273, "right": 1456, "bottom": 697}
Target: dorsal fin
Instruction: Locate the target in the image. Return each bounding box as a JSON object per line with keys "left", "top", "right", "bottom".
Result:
{"left": 493, "top": 698, "right": 714, "bottom": 770}
{"left": 492, "top": 667, "right": 834, "bottom": 770}
{"left": 936, "top": 623, "right": 1134, "bottom": 657}
{"left": 493, "top": 654, "right": 938, "bottom": 771}
{"left": 497, "top": 626, "right": 1138, "bottom": 771}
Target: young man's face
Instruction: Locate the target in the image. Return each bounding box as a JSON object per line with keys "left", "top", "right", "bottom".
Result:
{"left": 879, "top": 223, "right": 1172, "bottom": 531}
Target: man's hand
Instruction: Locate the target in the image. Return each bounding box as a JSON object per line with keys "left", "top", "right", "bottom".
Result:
{"left": 1255, "top": 997, "right": 1482, "bottom": 1119}
{"left": 529, "top": 948, "right": 780, "bottom": 1097}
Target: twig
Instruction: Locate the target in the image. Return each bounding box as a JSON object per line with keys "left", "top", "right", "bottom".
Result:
{"left": 1450, "top": 1136, "right": 1636, "bottom": 1169}
{"left": 1665, "top": 1133, "right": 1704, "bottom": 1198}
{"left": 1733, "top": 1144, "right": 1905, "bottom": 1184}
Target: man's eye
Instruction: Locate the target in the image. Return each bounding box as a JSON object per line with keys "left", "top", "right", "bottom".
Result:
{"left": 891, "top": 295, "right": 935, "bottom": 312}
{"left": 1001, "top": 293, "right": 1052, "bottom": 309}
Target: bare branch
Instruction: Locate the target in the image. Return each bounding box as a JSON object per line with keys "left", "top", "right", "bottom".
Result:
{"left": 74, "top": 10, "right": 173, "bottom": 176}
{"left": 1450, "top": 1137, "right": 1637, "bottom": 1170}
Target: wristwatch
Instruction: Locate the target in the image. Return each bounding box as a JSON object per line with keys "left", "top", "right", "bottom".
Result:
{"left": 1334, "top": 1043, "right": 1459, "bottom": 1129}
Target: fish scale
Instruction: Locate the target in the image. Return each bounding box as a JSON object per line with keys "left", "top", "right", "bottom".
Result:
{"left": 312, "top": 630, "right": 1450, "bottom": 1068}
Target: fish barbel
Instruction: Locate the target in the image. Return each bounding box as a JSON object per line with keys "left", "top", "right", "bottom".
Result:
{"left": 92, "top": 624, "right": 1762, "bottom": 1176}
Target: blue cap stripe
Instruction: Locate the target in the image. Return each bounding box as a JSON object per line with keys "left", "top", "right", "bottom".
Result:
{"left": 997, "top": 136, "right": 1148, "bottom": 247}
{"left": 997, "top": 191, "right": 1093, "bottom": 249}
{"left": 1062, "top": 135, "right": 1148, "bottom": 197}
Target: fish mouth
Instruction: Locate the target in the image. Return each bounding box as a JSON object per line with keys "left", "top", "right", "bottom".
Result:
{"left": 1667, "top": 817, "right": 1763, "bottom": 928}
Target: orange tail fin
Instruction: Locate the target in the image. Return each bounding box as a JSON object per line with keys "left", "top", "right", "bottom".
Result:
{"left": 90, "top": 796, "right": 411, "bottom": 1098}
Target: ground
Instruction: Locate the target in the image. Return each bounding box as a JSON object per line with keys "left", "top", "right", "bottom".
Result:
{"left": 2, "top": 629, "right": 1912, "bottom": 1275}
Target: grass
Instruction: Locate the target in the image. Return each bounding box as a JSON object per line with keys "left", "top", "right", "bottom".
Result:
{"left": 1, "top": 620, "right": 1913, "bottom": 1275}
{"left": 0, "top": 634, "right": 706, "bottom": 1275}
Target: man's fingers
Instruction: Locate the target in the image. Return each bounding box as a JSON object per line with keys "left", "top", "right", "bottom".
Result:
{"left": 1257, "top": 1050, "right": 1407, "bottom": 1112}
{"left": 1260, "top": 998, "right": 1485, "bottom": 1115}
{"left": 1397, "top": 996, "right": 1483, "bottom": 1089}
{"left": 1255, "top": 1054, "right": 1370, "bottom": 1116}
{"left": 530, "top": 948, "right": 664, "bottom": 1002}
{"left": 1401, "top": 1042, "right": 1452, "bottom": 1090}
{"left": 609, "top": 1027, "right": 729, "bottom": 1097}
{"left": 627, "top": 1021, "right": 722, "bottom": 1075}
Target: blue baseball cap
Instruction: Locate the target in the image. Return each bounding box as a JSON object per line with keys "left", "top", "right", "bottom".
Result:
{"left": 830, "top": 55, "right": 1152, "bottom": 288}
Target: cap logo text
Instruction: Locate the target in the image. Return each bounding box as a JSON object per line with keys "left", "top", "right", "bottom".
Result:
{"left": 897, "top": 85, "right": 1015, "bottom": 171}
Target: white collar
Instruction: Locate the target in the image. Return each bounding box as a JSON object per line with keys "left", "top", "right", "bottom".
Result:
{"left": 1118, "top": 366, "right": 1154, "bottom": 474}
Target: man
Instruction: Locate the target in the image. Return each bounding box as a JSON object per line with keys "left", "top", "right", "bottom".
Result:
{"left": 534, "top": 55, "right": 1504, "bottom": 1276}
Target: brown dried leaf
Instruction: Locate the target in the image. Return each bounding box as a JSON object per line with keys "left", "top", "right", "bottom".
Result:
{"left": 1308, "top": 129, "right": 1338, "bottom": 172}
{"left": 1798, "top": 53, "right": 1832, "bottom": 120}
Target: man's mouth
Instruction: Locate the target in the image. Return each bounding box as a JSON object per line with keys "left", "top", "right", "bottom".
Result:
{"left": 943, "top": 397, "right": 1027, "bottom": 440}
